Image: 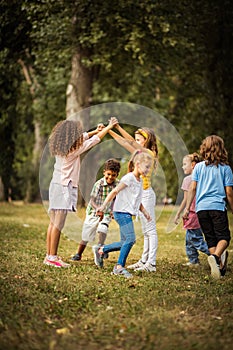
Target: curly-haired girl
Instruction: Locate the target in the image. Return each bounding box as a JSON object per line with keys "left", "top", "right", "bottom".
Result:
{"left": 44, "top": 118, "right": 117, "bottom": 268}
{"left": 183, "top": 135, "right": 233, "bottom": 279}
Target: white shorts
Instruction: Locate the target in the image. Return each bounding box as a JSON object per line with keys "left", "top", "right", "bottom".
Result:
{"left": 82, "top": 214, "right": 112, "bottom": 242}
{"left": 49, "top": 181, "right": 77, "bottom": 212}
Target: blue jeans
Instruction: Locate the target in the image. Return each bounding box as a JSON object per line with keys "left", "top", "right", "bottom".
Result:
{"left": 103, "top": 212, "right": 136, "bottom": 267}
{"left": 186, "top": 228, "right": 210, "bottom": 264}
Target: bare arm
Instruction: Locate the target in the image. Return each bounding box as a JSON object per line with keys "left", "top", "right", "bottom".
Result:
{"left": 226, "top": 186, "right": 233, "bottom": 213}
{"left": 87, "top": 123, "right": 105, "bottom": 138}
{"left": 182, "top": 181, "right": 197, "bottom": 219}
{"left": 139, "top": 203, "right": 151, "bottom": 221}
{"left": 174, "top": 191, "right": 188, "bottom": 224}
{"left": 114, "top": 123, "right": 135, "bottom": 141}
{"left": 108, "top": 129, "right": 142, "bottom": 153}
{"left": 97, "top": 182, "right": 127, "bottom": 213}
{"left": 96, "top": 120, "right": 118, "bottom": 140}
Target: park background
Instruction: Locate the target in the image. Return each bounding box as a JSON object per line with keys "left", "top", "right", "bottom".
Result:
{"left": 0, "top": 0, "right": 233, "bottom": 203}
{"left": 0, "top": 1, "right": 233, "bottom": 349}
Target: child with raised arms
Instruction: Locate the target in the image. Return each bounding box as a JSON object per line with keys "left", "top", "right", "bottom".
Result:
{"left": 93, "top": 150, "right": 153, "bottom": 278}
{"left": 44, "top": 118, "right": 117, "bottom": 268}
{"left": 108, "top": 122, "right": 158, "bottom": 272}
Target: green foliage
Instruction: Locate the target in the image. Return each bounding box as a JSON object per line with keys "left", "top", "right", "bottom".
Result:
{"left": 0, "top": 0, "right": 232, "bottom": 201}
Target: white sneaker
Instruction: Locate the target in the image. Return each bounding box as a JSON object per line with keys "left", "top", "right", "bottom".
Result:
{"left": 127, "top": 260, "right": 145, "bottom": 270}
{"left": 220, "top": 250, "right": 228, "bottom": 267}
{"left": 220, "top": 250, "right": 228, "bottom": 277}
{"left": 182, "top": 262, "right": 200, "bottom": 268}
{"left": 44, "top": 256, "right": 70, "bottom": 268}
{"left": 112, "top": 265, "right": 133, "bottom": 278}
{"left": 135, "top": 262, "right": 156, "bottom": 272}
{"left": 208, "top": 255, "right": 220, "bottom": 279}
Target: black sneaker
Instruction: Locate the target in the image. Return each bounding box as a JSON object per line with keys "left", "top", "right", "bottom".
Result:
{"left": 70, "top": 253, "right": 81, "bottom": 261}
{"left": 208, "top": 254, "right": 220, "bottom": 279}
{"left": 220, "top": 250, "right": 229, "bottom": 277}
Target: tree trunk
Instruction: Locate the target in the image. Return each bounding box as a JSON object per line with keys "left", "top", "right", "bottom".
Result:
{"left": 18, "top": 58, "right": 44, "bottom": 202}
{"left": 66, "top": 48, "right": 94, "bottom": 207}
{"left": 66, "top": 49, "right": 93, "bottom": 129}
{"left": 0, "top": 177, "right": 4, "bottom": 201}
{"left": 25, "top": 119, "right": 45, "bottom": 203}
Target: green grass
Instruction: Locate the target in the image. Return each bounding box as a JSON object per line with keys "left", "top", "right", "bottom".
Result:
{"left": 0, "top": 202, "right": 233, "bottom": 350}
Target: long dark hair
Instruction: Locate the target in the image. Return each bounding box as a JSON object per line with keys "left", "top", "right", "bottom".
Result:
{"left": 135, "top": 127, "right": 158, "bottom": 157}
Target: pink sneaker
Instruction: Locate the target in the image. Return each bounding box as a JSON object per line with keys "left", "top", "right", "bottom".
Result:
{"left": 44, "top": 257, "right": 70, "bottom": 268}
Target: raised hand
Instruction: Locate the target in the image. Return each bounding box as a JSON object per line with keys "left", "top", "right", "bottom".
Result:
{"left": 97, "top": 123, "right": 105, "bottom": 131}
{"left": 109, "top": 116, "right": 119, "bottom": 126}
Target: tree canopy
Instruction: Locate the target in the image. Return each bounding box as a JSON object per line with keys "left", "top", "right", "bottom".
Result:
{"left": 0, "top": 0, "right": 232, "bottom": 202}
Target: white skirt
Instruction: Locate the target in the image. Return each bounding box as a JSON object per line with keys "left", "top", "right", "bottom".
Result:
{"left": 48, "top": 181, "right": 78, "bottom": 212}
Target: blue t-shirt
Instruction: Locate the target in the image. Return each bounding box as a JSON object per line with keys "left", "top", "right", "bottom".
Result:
{"left": 192, "top": 161, "right": 233, "bottom": 212}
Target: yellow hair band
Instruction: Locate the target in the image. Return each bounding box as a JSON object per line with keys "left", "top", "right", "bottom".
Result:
{"left": 137, "top": 129, "right": 148, "bottom": 140}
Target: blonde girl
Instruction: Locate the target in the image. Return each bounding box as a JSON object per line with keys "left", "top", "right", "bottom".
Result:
{"left": 108, "top": 122, "right": 158, "bottom": 272}
{"left": 44, "top": 118, "right": 117, "bottom": 268}
{"left": 93, "top": 150, "right": 153, "bottom": 278}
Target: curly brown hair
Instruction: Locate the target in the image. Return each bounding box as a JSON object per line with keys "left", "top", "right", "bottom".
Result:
{"left": 185, "top": 152, "right": 201, "bottom": 164}
{"left": 49, "top": 120, "right": 84, "bottom": 156}
{"left": 104, "top": 158, "right": 121, "bottom": 174}
{"left": 135, "top": 127, "right": 158, "bottom": 157}
{"left": 200, "top": 135, "right": 228, "bottom": 166}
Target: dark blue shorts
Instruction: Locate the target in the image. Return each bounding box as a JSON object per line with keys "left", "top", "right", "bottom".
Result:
{"left": 197, "top": 210, "right": 231, "bottom": 248}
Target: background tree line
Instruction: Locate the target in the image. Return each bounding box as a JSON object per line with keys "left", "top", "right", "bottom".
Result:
{"left": 0, "top": 0, "right": 232, "bottom": 204}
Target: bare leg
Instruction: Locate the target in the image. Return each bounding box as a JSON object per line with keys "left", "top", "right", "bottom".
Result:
{"left": 209, "top": 240, "right": 228, "bottom": 269}
{"left": 77, "top": 240, "right": 88, "bottom": 256}
{"left": 98, "top": 232, "right": 107, "bottom": 245}
{"left": 47, "top": 210, "right": 67, "bottom": 256}
{"left": 50, "top": 225, "right": 62, "bottom": 255}
{"left": 46, "top": 222, "right": 53, "bottom": 255}
{"left": 209, "top": 240, "right": 228, "bottom": 258}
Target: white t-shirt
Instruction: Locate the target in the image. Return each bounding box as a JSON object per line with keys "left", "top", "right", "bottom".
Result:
{"left": 113, "top": 172, "right": 143, "bottom": 216}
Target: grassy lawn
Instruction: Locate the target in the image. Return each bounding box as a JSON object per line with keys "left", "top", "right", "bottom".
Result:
{"left": 0, "top": 202, "right": 232, "bottom": 350}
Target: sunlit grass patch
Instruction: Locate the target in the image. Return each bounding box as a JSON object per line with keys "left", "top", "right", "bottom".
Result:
{"left": 0, "top": 202, "right": 232, "bottom": 350}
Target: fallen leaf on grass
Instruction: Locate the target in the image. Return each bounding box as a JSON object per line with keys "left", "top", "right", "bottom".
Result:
{"left": 58, "top": 297, "right": 68, "bottom": 303}
{"left": 119, "top": 324, "right": 127, "bottom": 333}
{"left": 56, "top": 327, "right": 70, "bottom": 335}
{"left": 211, "top": 316, "right": 222, "bottom": 320}
{"left": 106, "top": 306, "right": 113, "bottom": 311}
{"left": 44, "top": 318, "right": 54, "bottom": 325}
